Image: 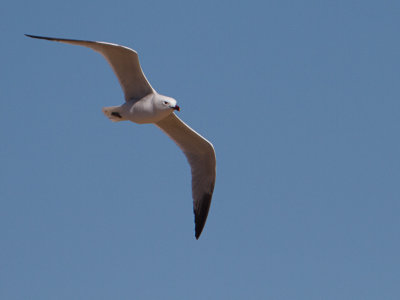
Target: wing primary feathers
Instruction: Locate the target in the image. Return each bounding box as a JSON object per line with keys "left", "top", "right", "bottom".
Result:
{"left": 25, "top": 34, "right": 93, "bottom": 44}
{"left": 195, "top": 192, "right": 213, "bottom": 239}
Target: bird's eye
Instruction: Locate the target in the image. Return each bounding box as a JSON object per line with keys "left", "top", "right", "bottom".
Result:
{"left": 163, "top": 101, "right": 169, "bottom": 105}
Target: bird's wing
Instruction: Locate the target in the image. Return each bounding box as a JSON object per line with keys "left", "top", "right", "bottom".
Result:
{"left": 156, "top": 113, "right": 216, "bottom": 239}
{"left": 25, "top": 34, "right": 154, "bottom": 102}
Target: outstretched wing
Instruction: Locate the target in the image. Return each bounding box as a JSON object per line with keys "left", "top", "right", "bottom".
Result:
{"left": 25, "top": 34, "right": 154, "bottom": 102}
{"left": 156, "top": 113, "right": 216, "bottom": 239}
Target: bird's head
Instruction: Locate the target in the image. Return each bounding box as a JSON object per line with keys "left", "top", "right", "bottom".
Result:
{"left": 160, "top": 97, "right": 180, "bottom": 112}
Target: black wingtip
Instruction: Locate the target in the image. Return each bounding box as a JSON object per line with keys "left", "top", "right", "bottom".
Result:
{"left": 25, "top": 34, "right": 39, "bottom": 39}
{"left": 195, "top": 226, "right": 202, "bottom": 240}
{"left": 25, "top": 34, "right": 57, "bottom": 41}
{"left": 194, "top": 192, "right": 213, "bottom": 240}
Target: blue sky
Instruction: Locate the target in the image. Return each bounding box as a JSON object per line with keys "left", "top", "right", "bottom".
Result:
{"left": 1, "top": 0, "right": 400, "bottom": 299}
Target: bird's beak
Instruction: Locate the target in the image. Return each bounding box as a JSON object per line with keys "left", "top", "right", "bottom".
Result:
{"left": 173, "top": 105, "right": 180, "bottom": 112}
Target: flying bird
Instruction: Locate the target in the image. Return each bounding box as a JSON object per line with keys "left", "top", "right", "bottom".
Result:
{"left": 25, "top": 34, "right": 216, "bottom": 239}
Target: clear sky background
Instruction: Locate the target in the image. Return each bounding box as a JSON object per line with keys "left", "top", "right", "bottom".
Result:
{"left": 1, "top": 0, "right": 400, "bottom": 299}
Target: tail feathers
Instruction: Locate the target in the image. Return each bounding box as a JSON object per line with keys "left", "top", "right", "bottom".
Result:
{"left": 102, "top": 106, "right": 124, "bottom": 122}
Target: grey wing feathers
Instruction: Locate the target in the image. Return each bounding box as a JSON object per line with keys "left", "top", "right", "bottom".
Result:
{"left": 25, "top": 34, "right": 154, "bottom": 102}
{"left": 156, "top": 113, "right": 216, "bottom": 239}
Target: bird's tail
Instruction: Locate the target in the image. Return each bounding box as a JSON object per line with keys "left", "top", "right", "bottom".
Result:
{"left": 102, "top": 106, "right": 125, "bottom": 122}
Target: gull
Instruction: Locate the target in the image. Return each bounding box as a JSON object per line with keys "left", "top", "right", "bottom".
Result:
{"left": 25, "top": 34, "right": 216, "bottom": 239}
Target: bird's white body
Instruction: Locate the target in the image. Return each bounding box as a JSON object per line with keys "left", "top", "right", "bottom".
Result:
{"left": 103, "top": 93, "right": 178, "bottom": 124}
{"left": 26, "top": 34, "right": 216, "bottom": 239}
